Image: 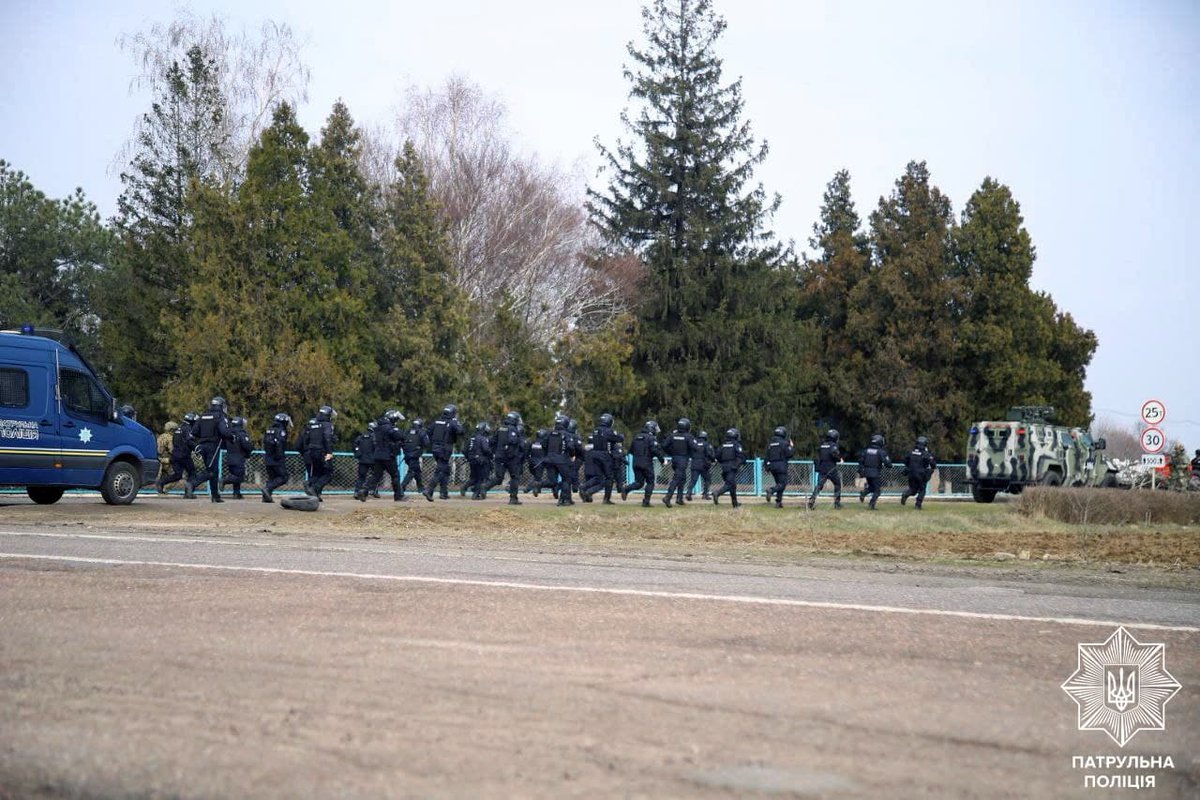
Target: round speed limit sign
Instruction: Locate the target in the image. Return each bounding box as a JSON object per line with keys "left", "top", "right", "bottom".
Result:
{"left": 1140, "top": 427, "right": 1166, "bottom": 454}
{"left": 1140, "top": 399, "right": 1166, "bottom": 426}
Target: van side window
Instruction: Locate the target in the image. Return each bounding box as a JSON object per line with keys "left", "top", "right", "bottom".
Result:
{"left": 61, "top": 369, "right": 109, "bottom": 419}
{"left": 0, "top": 368, "right": 29, "bottom": 408}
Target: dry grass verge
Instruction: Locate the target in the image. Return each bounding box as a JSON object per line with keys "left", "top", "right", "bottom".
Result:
{"left": 1016, "top": 487, "right": 1200, "bottom": 525}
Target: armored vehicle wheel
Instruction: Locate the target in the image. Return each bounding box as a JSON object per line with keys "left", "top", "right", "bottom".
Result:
{"left": 1041, "top": 471, "right": 1062, "bottom": 487}
{"left": 971, "top": 485, "right": 997, "bottom": 504}
{"left": 27, "top": 486, "right": 65, "bottom": 505}
{"left": 281, "top": 495, "right": 321, "bottom": 512}
{"left": 100, "top": 461, "right": 140, "bottom": 505}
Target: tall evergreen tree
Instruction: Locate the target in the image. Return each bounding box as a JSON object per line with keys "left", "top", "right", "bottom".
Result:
{"left": 800, "top": 170, "right": 875, "bottom": 445}
{"left": 166, "top": 103, "right": 374, "bottom": 432}
{"left": 375, "top": 141, "right": 471, "bottom": 418}
{"left": 953, "top": 178, "right": 1095, "bottom": 426}
{"left": 99, "top": 44, "right": 230, "bottom": 424}
{"left": 589, "top": 0, "right": 816, "bottom": 446}
{"left": 847, "top": 161, "right": 965, "bottom": 456}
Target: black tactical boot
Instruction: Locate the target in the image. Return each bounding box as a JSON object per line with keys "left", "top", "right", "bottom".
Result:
{"left": 184, "top": 482, "right": 195, "bottom": 499}
{"left": 508, "top": 496, "right": 521, "bottom": 506}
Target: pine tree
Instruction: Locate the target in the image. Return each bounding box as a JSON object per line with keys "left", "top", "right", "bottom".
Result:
{"left": 952, "top": 177, "right": 1096, "bottom": 428}
{"left": 589, "top": 0, "right": 816, "bottom": 447}
{"left": 800, "top": 170, "right": 875, "bottom": 446}
{"left": 99, "top": 44, "right": 230, "bottom": 424}
{"left": 375, "top": 140, "right": 471, "bottom": 418}
{"left": 848, "top": 161, "right": 965, "bottom": 456}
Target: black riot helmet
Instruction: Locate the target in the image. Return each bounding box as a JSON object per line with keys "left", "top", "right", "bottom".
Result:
{"left": 773, "top": 426, "right": 787, "bottom": 439}
{"left": 317, "top": 405, "right": 335, "bottom": 422}
{"left": 644, "top": 420, "right": 660, "bottom": 435}
{"left": 119, "top": 404, "right": 136, "bottom": 420}
{"left": 827, "top": 429, "right": 840, "bottom": 442}
{"left": 231, "top": 416, "right": 246, "bottom": 429}
{"left": 367, "top": 421, "right": 377, "bottom": 431}
{"left": 698, "top": 430, "right": 708, "bottom": 440}
{"left": 870, "top": 433, "right": 884, "bottom": 447}
{"left": 567, "top": 418, "right": 578, "bottom": 434}
{"left": 725, "top": 428, "right": 740, "bottom": 441}
{"left": 504, "top": 411, "right": 521, "bottom": 427}
{"left": 599, "top": 412, "right": 614, "bottom": 428}
{"left": 677, "top": 417, "right": 691, "bottom": 432}
{"left": 210, "top": 396, "right": 227, "bottom": 411}
{"left": 443, "top": 403, "right": 458, "bottom": 418}
{"left": 273, "top": 412, "right": 292, "bottom": 428}
{"left": 536, "top": 428, "right": 547, "bottom": 439}
{"left": 916, "top": 435, "right": 929, "bottom": 448}
{"left": 183, "top": 412, "right": 199, "bottom": 424}
{"left": 385, "top": 409, "right": 405, "bottom": 424}
{"left": 476, "top": 420, "right": 491, "bottom": 434}
{"left": 412, "top": 417, "right": 424, "bottom": 429}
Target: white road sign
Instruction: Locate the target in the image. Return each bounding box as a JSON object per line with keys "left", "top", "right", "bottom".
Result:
{"left": 1140, "top": 399, "right": 1166, "bottom": 426}
{"left": 1141, "top": 454, "right": 1166, "bottom": 467}
{"left": 1140, "top": 427, "right": 1166, "bottom": 454}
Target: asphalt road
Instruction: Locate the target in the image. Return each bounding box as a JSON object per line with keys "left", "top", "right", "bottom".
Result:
{"left": 1, "top": 525, "right": 1197, "bottom": 798}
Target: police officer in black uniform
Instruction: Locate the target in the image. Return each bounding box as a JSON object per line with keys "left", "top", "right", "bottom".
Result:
{"left": 566, "top": 418, "right": 584, "bottom": 496}
{"left": 622, "top": 420, "right": 665, "bottom": 507}
{"left": 222, "top": 416, "right": 254, "bottom": 499}
{"left": 540, "top": 415, "right": 576, "bottom": 505}
{"left": 261, "top": 413, "right": 292, "bottom": 503}
{"left": 580, "top": 412, "right": 624, "bottom": 504}
{"left": 611, "top": 439, "right": 628, "bottom": 499}
{"left": 304, "top": 406, "right": 337, "bottom": 499}
{"left": 487, "top": 411, "right": 526, "bottom": 505}
{"left": 397, "top": 417, "right": 428, "bottom": 499}
{"left": 359, "top": 409, "right": 405, "bottom": 502}
{"left": 711, "top": 428, "right": 746, "bottom": 507}
{"left": 188, "top": 396, "right": 233, "bottom": 502}
{"left": 424, "top": 404, "right": 465, "bottom": 501}
{"left": 464, "top": 421, "right": 493, "bottom": 499}
{"left": 808, "top": 429, "right": 844, "bottom": 509}
{"left": 353, "top": 422, "right": 377, "bottom": 499}
{"left": 523, "top": 429, "right": 547, "bottom": 495}
{"left": 764, "top": 426, "right": 795, "bottom": 508}
{"left": 157, "top": 411, "right": 199, "bottom": 493}
{"left": 662, "top": 418, "right": 696, "bottom": 507}
{"left": 686, "top": 430, "right": 716, "bottom": 501}
{"left": 857, "top": 433, "right": 892, "bottom": 510}
{"left": 901, "top": 435, "right": 937, "bottom": 510}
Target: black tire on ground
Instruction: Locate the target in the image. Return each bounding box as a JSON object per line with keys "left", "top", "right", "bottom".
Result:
{"left": 971, "top": 485, "right": 997, "bottom": 504}
{"left": 100, "top": 461, "right": 141, "bottom": 505}
{"left": 1041, "top": 471, "right": 1062, "bottom": 487}
{"left": 26, "top": 486, "right": 65, "bottom": 505}
{"left": 281, "top": 495, "right": 321, "bottom": 512}
{"left": 1098, "top": 473, "right": 1118, "bottom": 488}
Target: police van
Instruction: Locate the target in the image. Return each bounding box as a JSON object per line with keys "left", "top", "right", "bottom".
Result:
{"left": 0, "top": 327, "right": 158, "bottom": 504}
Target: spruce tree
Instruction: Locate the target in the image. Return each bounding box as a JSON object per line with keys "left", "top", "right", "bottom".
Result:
{"left": 589, "top": 0, "right": 816, "bottom": 446}
{"left": 100, "top": 44, "right": 230, "bottom": 424}
{"left": 953, "top": 178, "right": 1096, "bottom": 427}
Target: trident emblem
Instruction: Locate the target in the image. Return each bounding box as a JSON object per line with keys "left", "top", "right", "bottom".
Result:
{"left": 1106, "top": 666, "right": 1137, "bottom": 711}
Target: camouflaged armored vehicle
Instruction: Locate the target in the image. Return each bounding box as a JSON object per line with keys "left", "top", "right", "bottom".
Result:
{"left": 965, "top": 406, "right": 1116, "bottom": 502}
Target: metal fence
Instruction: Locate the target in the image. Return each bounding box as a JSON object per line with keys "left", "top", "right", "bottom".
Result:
{"left": 143, "top": 452, "right": 974, "bottom": 499}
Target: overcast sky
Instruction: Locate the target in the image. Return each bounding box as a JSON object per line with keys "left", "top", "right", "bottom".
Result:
{"left": 2, "top": 0, "right": 1197, "bottom": 447}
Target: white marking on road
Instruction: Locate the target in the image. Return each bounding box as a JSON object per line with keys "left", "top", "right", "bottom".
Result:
{"left": 2, "top": 552, "right": 1197, "bottom": 633}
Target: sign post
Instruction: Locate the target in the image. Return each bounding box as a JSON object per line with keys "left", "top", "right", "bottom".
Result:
{"left": 1140, "top": 400, "right": 1167, "bottom": 491}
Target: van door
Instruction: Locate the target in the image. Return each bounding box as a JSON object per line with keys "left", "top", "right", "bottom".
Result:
{"left": 0, "top": 364, "right": 63, "bottom": 484}
{"left": 57, "top": 367, "right": 115, "bottom": 487}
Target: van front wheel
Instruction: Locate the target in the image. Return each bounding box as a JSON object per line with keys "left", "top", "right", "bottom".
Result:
{"left": 101, "top": 461, "right": 140, "bottom": 505}
{"left": 27, "top": 486, "right": 65, "bottom": 505}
